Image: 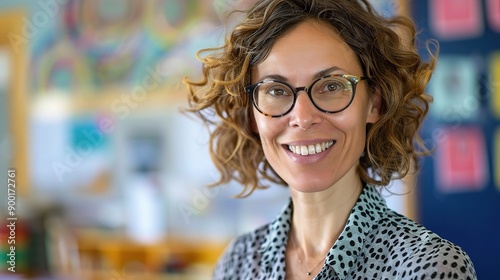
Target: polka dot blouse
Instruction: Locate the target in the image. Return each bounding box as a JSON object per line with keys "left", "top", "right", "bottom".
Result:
{"left": 213, "top": 185, "right": 477, "bottom": 279}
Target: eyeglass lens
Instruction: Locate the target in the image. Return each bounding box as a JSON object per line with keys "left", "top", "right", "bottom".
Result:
{"left": 252, "top": 76, "right": 354, "bottom": 116}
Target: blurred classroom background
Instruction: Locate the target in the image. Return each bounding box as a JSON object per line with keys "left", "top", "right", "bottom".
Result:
{"left": 0, "top": 0, "right": 499, "bottom": 279}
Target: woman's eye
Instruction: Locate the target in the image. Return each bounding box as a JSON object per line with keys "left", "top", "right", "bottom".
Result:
{"left": 324, "top": 82, "right": 342, "bottom": 92}
{"left": 267, "top": 88, "right": 289, "bottom": 96}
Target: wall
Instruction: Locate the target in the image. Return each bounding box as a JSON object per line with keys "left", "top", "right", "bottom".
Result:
{"left": 411, "top": 1, "right": 500, "bottom": 279}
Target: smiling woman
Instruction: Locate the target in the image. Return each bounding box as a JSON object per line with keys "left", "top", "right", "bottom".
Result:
{"left": 183, "top": 0, "right": 477, "bottom": 279}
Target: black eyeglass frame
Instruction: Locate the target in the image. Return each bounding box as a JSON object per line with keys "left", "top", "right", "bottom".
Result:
{"left": 245, "top": 74, "right": 369, "bottom": 117}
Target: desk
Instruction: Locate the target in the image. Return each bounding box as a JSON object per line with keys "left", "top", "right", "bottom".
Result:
{"left": 73, "top": 229, "right": 227, "bottom": 280}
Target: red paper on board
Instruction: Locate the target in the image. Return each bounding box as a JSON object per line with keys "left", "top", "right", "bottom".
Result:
{"left": 430, "top": 0, "right": 483, "bottom": 40}
{"left": 436, "top": 127, "right": 488, "bottom": 192}
{"left": 487, "top": 0, "right": 500, "bottom": 32}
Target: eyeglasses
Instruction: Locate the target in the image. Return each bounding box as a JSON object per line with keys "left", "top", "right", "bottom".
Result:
{"left": 245, "top": 74, "right": 368, "bottom": 117}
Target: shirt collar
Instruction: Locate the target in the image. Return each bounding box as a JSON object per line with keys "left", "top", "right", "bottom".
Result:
{"left": 326, "top": 185, "right": 388, "bottom": 278}
{"left": 259, "top": 198, "right": 292, "bottom": 272}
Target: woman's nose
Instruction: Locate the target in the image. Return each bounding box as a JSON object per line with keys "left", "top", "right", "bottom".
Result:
{"left": 288, "top": 91, "right": 321, "bottom": 130}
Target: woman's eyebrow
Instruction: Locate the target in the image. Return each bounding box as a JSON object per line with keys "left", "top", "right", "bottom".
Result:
{"left": 257, "top": 66, "right": 346, "bottom": 82}
{"left": 313, "top": 66, "right": 345, "bottom": 79}
{"left": 258, "top": 74, "right": 289, "bottom": 82}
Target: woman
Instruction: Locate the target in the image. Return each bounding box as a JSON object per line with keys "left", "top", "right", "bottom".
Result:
{"left": 184, "top": 0, "right": 477, "bottom": 279}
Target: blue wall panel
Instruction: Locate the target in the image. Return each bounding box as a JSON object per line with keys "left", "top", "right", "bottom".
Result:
{"left": 412, "top": 1, "right": 500, "bottom": 279}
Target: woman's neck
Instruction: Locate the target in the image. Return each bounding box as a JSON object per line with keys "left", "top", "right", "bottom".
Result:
{"left": 289, "top": 175, "right": 363, "bottom": 259}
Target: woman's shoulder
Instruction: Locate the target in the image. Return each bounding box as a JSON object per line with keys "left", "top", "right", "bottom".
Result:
{"left": 213, "top": 222, "right": 273, "bottom": 277}
{"left": 213, "top": 200, "right": 292, "bottom": 278}
{"left": 370, "top": 209, "right": 477, "bottom": 279}
{"left": 224, "top": 223, "right": 271, "bottom": 255}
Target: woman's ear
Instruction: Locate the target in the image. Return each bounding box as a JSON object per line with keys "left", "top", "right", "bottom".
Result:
{"left": 367, "top": 87, "right": 382, "bottom": 124}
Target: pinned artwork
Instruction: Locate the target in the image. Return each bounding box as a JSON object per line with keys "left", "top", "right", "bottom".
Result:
{"left": 487, "top": 0, "right": 500, "bottom": 32}
{"left": 429, "top": 56, "right": 480, "bottom": 122}
{"left": 495, "top": 127, "right": 500, "bottom": 192}
{"left": 429, "top": 0, "right": 483, "bottom": 40}
{"left": 491, "top": 52, "right": 500, "bottom": 117}
{"left": 435, "top": 126, "right": 488, "bottom": 192}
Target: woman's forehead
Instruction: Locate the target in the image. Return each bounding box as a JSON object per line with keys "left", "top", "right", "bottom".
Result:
{"left": 251, "top": 20, "right": 362, "bottom": 83}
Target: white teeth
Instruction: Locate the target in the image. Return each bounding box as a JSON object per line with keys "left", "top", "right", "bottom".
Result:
{"left": 288, "top": 141, "right": 334, "bottom": 156}
{"left": 308, "top": 145, "right": 315, "bottom": 155}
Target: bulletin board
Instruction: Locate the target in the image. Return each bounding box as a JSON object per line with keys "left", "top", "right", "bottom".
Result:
{"left": 410, "top": 1, "right": 500, "bottom": 279}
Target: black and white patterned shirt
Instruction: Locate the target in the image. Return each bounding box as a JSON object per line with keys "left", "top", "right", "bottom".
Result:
{"left": 213, "top": 185, "right": 477, "bottom": 279}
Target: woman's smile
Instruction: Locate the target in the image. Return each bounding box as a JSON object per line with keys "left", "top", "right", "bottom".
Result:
{"left": 286, "top": 140, "right": 335, "bottom": 156}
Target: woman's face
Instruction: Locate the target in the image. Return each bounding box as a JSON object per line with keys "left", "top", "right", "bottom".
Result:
{"left": 251, "top": 20, "right": 380, "bottom": 193}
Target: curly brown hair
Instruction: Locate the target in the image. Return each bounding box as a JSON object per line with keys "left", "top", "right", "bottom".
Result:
{"left": 183, "top": 0, "right": 438, "bottom": 197}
